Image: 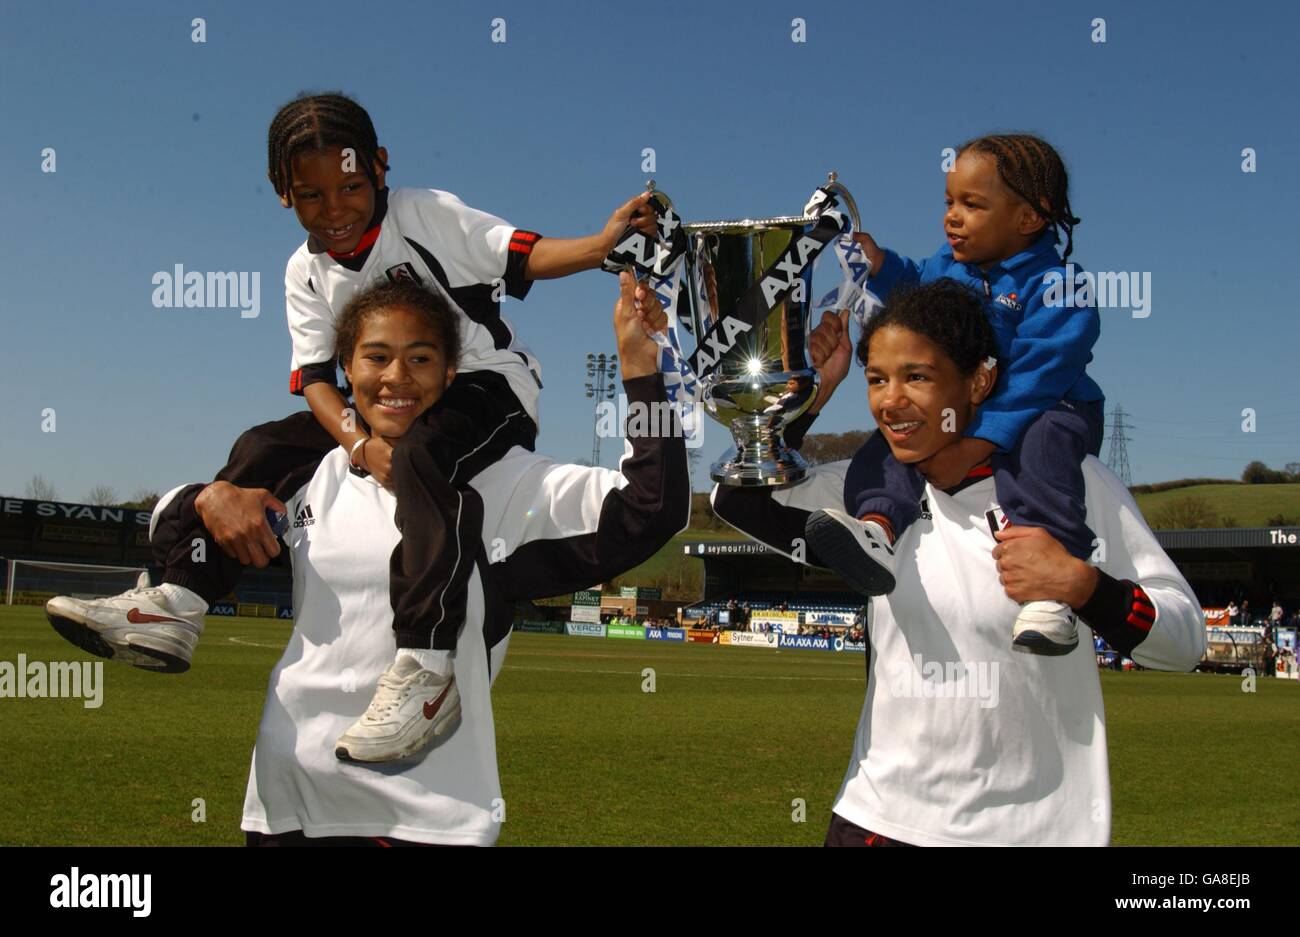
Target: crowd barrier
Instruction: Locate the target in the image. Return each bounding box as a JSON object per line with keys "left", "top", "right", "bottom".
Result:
{"left": 542, "top": 621, "right": 865, "bottom": 652}
{"left": 565, "top": 622, "right": 607, "bottom": 638}
{"left": 192, "top": 609, "right": 862, "bottom": 653}
{"left": 646, "top": 626, "right": 686, "bottom": 642}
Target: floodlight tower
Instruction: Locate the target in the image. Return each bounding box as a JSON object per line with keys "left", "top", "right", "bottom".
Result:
{"left": 585, "top": 351, "right": 618, "bottom": 467}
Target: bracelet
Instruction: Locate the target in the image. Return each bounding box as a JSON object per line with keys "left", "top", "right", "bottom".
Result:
{"left": 349, "top": 437, "right": 369, "bottom": 469}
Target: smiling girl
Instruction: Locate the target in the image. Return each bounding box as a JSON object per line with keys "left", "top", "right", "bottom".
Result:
{"left": 220, "top": 271, "right": 686, "bottom": 841}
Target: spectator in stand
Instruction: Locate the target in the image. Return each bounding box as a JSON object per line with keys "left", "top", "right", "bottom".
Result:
{"left": 1270, "top": 601, "right": 1283, "bottom": 628}
{"left": 1241, "top": 600, "right": 1251, "bottom": 626}
{"left": 1227, "top": 601, "right": 1239, "bottom": 627}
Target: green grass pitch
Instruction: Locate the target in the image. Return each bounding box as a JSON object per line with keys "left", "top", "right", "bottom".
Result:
{"left": 0, "top": 606, "right": 1296, "bottom": 846}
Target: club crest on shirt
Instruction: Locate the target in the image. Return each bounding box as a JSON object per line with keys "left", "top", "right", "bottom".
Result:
{"left": 984, "top": 503, "right": 1009, "bottom": 537}
{"left": 994, "top": 292, "right": 1022, "bottom": 312}
{"left": 385, "top": 262, "right": 421, "bottom": 284}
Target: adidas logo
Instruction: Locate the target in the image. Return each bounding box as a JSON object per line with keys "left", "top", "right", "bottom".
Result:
{"left": 293, "top": 504, "right": 316, "bottom": 528}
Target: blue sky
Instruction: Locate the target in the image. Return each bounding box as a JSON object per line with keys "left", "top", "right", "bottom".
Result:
{"left": 2, "top": 0, "right": 1298, "bottom": 502}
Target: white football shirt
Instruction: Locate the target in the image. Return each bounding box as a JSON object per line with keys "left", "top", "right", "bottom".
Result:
{"left": 713, "top": 456, "right": 1205, "bottom": 846}
{"left": 240, "top": 450, "right": 505, "bottom": 845}
{"left": 238, "top": 375, "right": 690, "bottom": 844}
{"left": 285, "top": 187, "right": 543, "bottom": 423}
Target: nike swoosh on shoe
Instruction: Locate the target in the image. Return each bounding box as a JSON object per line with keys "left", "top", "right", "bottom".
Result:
{"left": 422, "top": 682, "right": 453, "bottom": 720}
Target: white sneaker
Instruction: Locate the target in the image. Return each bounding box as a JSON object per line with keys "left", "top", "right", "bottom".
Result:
{"left": 45, "top": 573, "right": 207, "bottom": 673}
{"left": 805, "top": 508, "right": 898, "bottom": 596}
{"left": 1012, "top": 600, "right": 1079, "bottom": 655}
{"left": 335, "top": 656, "right": 461, "bottom": 764}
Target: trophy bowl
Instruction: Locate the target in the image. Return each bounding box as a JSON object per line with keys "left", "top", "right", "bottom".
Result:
{"left": 682, "top": 176, "right": 859, "bottom": 486}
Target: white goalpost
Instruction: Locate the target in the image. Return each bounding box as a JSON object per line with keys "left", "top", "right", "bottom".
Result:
{"left": 3, "top": 558, "right": 149, "bottom": 606}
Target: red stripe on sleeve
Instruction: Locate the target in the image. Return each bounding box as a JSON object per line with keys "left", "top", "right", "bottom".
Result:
{"left": 1127, "top": 586, "right": 1155, "bottom": 630}
{"left": 509, "top": 230, "right": 541, "bottom": 254}
{"left": 1126, "top": 613, "right": 1154, "bottom": 631}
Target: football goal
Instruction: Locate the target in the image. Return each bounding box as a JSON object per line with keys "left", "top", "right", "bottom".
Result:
{"left": 3, "top": 558, "right": 149, "bottom": 606}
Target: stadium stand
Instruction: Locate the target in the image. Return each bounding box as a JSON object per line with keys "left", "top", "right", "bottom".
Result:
{"left": 0, "top": 495, "right": 292, "bottom": 609}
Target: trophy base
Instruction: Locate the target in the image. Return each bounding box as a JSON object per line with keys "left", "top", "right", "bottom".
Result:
{"left": 710, "top": 447, "right": 808, "bottom": 487}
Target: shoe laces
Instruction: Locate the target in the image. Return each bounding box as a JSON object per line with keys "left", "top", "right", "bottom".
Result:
{"left": 361, "top": 669, "right": 411, "bottom": 723}
{"left": 120, "top": 586, "right": 166, "bottom": 604}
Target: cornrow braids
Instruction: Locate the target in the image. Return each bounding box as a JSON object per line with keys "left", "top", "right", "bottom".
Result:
{"left": 958, "top": 133, "right": 1081, "bottom": 259}
{"left": 267, "top": 92, "right": 390, "bottom": 205}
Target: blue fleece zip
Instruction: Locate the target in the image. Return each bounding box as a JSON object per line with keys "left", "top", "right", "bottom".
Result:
{"left": 866, "top": 229, "right": 1104, "bottom": 452}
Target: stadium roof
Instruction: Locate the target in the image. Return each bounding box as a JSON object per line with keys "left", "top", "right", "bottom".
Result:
{"left": 1152, "top": 527, "right": 1300, "bottom": 550}
{"left": 684, "top": 527, "right": 1300, "bottom": 557}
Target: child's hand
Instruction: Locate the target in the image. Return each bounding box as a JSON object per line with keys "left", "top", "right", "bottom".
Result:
{"left": 602, "top": 191, "right": 658, "bottom": 251}
{"left": 361, "top": 437, "right": 395, "bottom": 490}
{"left": 852, "top": 231, "right": 885, "bottom": 276}
{"left": 915, "top": 437, "right": 995, "bottom": 490}
{"left": 807, "top": 309, "right": 852, "bottom": 414}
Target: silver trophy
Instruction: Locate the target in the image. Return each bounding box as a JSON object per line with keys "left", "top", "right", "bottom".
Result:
{"left": 680, "top": 174, "right": 861, "bottom": 486}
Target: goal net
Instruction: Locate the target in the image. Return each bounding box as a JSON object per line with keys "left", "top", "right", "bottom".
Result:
{"left": 4, "top": 559, "right": 148, "bottom": 606}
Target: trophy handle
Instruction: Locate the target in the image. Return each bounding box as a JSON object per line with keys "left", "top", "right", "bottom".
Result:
{"left": 645, "top": 179, "right": 674, "bottom": 215}
{"left": 818, "top": 171, "right": 861, "bottom": 234}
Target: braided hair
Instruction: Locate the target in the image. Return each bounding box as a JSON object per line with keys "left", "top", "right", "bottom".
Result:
{"left": 267, "top": 92, "right": 389, "bottom": 205}
{"left": 957, "top": 133, "right": 1080, "bottom": 259}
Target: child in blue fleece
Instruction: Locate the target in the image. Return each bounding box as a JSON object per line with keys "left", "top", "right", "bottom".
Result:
{"left": 805, "top": 132, "right": 1104, "bottom": 655}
